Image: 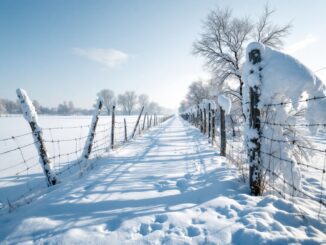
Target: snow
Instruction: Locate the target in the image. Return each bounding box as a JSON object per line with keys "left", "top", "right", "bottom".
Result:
{"left": 0, "top": 116, "right": 325, "bottom": 244}
{"left": 16, "top": 88, "right": 57, "bottom": 186}
{"left": 217, "top": 95, "right": 232, "bottom": 114}
{"left": 243, "top": 42, "right": 326, "bottom": 128}
{"left": 242, "top": 42, "right": 326, "bottom": 195}
{"left": 0, "top": 115, "right": 141, "bottom": 210}
{"left": 16, "top": 89, "right": 38, "bottom": 123}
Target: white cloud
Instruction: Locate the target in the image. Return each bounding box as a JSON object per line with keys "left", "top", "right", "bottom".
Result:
{"left": 73, "top": 48, "right": 129, "bottom": 68}
{"left": 285, "top": 35, "right": 318, "bottom": 54}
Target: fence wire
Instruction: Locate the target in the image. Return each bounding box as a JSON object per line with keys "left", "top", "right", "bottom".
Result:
{"left": 0, "top": 114, "right": 169, "bottom": 213}
{"left": 182, "top": 96, "right": 326, "bottom": 220}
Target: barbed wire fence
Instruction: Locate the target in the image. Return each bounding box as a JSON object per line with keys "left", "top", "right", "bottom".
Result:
{"left": 181, "top": 94, "right": 326, "bottom": 221}
{"left": 0, "top": 90, "right": 172, "bottom": 214}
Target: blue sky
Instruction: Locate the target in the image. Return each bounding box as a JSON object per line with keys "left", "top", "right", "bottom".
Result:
{"left": 1, "top": 0, "right": 325, "bottom": 109}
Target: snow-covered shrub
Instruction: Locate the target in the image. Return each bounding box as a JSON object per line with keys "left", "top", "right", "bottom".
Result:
{"left": 242, "top": 42, "right": 326, "bottom": 195}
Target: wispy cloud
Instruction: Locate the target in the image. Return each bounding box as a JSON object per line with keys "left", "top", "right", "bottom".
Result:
{"left": 73, "top": 48, "right": 129, "bottom": 69}
{"left": 285, "top": 35, "right": 318, "bottom": 54}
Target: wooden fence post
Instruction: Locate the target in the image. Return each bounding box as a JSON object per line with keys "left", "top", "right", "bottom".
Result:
{"left": 131, "top": 106, "right": 144, "bottom": 138}
{"left": 81, "top": 97, "right": 103, "bottom": 163}
{"left": 142, "top": 112, "right": 147, "bottom": 131}
{"left": 16, "top": 89, "right": 57, "bottom": 186}
{"left": 196, "top": 105, "right": 200, "bottom": 128}
{"left": 111, "top": 105, "right": 115, "bottom": 149}
{"left": 212, "top": 108, "right": 216, "bottom": 145}
{"left": 149, "top": 115, "right": 153, "bottom": 128}
{"left": 248, "top": 48, "right": 262, "bottom": 196}
{"left": 220, "top": 106, "right": 226, "bottom": 156}
{"left": 124, "top": 118, "right": 128, "bottom": 142}
{"left": 208, "top": 103, "right": 211, "bottom": 139}
{"left": 200, "top": 109, "right": 204, "bottom": 133}
{"left": 203, "top": 108, "right": 207, "bottom": 134}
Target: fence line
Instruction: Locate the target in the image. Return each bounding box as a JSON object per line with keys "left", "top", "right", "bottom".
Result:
{"left": 0, "top": 90, "right": 172, "bottom": 214}
{"left": 181, "top": 95, "right": 326, "bottom": 220}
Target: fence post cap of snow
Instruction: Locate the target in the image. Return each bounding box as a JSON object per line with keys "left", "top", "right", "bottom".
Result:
{"left": 246, "top": 42, "right": 265, "bottom": 64}
{"left": 217, "top": 95, "right": 231, "bottom": 114}
{"left": 16, "top": 88, "right": 38, "bottom": 123}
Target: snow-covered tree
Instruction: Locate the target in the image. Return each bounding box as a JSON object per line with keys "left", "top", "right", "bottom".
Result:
{"left": 96, "top": 89, "right": 115, "bottom": 114}
{"left": 186, "top": 80, "right": 211, "bottom": 106}
{"left": 193, "top": 5, "right": 291, "bottom": 99}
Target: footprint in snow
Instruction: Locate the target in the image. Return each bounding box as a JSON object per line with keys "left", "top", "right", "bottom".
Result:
{"left": 176, "top": 179, "right": 189, "bottom": 192}
{"left": 192, "top": 218, "right": 206, "bottom": 225}
{"left": 150, "top": 223, "right": 163, "bottom": 231}
{"left": 186, "top": 226, "right": 201, "bottom": 237}
{"left": 155, "top": 214, "right": 168, "bottom": 223}
{"left": 154, "top": 180, "right": 173, "bottom": 192}
{"left": 139, "top": 223, "right": 151, "bottom": 236}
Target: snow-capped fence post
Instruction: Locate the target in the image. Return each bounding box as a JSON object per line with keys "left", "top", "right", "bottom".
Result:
{"left": 16, "top": 89, "right": 58, "bottom": 187}
{"left": 110, "top": 105, "right": 116, "bottom": 149}
{"left": 81, "top": 96, "right": 103, "bottom": 162}
{"left": 131, "top": 106, "right": 144, "bottom": 139}
{"left": 248, "top": 48, "right": 262, "bottom": 196}
{"left": 124, "top": 118, "right": 128, "bottom": 142}
{"left": 220, "top": 106, "right": 226, "bottom": 156}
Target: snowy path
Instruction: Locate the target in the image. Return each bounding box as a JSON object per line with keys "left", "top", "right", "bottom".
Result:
{"left": 0, "top": 117, "right": 325, "bottom": 244}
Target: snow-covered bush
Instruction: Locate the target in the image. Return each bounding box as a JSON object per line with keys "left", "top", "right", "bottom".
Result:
{"left": 242, "top": 42, "right": 326, "bottom": 195}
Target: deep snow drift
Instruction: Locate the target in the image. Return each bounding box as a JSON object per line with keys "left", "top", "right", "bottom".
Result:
{"left": 0, "top": 116, "right": 324, "bottom": 244}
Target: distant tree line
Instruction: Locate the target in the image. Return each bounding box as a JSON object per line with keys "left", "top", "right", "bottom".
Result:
{"left": 96, "top": 89, "right": 171, "bottom": 115}
{"left": 0, "top": 89, "right": 171, "bottom": 116}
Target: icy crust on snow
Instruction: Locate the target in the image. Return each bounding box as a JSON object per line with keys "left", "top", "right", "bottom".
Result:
{"left": 242, "top": 42, "right": 326, "bottom": 194}
{"left": 16, "top": 89, "right": 38, "bottom": 124}
{"left": 217, "top": 95, "right": 232, "bottom": 114}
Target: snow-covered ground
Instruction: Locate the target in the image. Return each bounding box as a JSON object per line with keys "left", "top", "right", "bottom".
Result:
{"left": 0, "top": 116, "right": 324, "bottom": 244}
{"left": 0, "top": 115, "right": 140, "bottom": 210}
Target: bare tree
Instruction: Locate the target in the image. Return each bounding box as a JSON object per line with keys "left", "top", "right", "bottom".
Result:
{"left": 178, "top": 100, "right": 189, "bottom": 113}
{"left": 147, "top": 101, "right": 161, "bottom": 114}
{"left": 186, "top": 80, "right": 211, "bottom": 106}
{"left": 138, "top": 94, "right": 149, "bottom": 110}
{"left": 254, "top": 4, "right": 291, "bottom": 48}
{"left": 97, "top": 89, "right": 115, "bottom": 114}
{"left": 33, "top": 100, "right": 41, "bottom": 113}
{"left": 118, "top": 91, "right": 138, "bottom": 115}
{"left": 57, "top": 101, "right": 75, "bottom": 115}
{"left": 0, "top": 101, "right": 6, "bottom": 114}
{"left": 193, "top": 5, "right": 291, "bottom": 98}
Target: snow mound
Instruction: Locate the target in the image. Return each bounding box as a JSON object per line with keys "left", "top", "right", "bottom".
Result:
{"left": 218, "top": 95, "right": 232, "bottom": 114}
{"left": 242, "top": 42, "right": 326, "bottom": 195}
